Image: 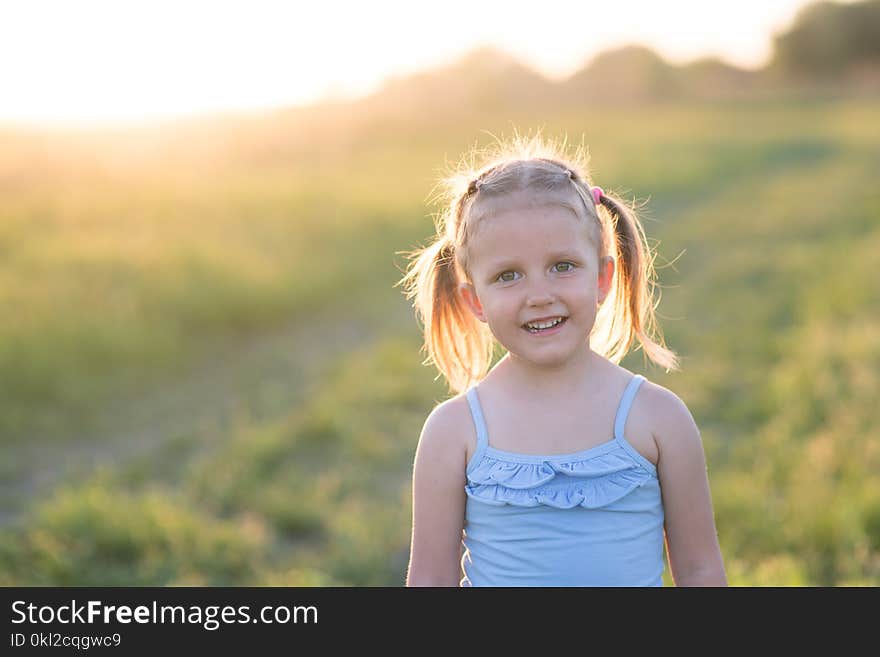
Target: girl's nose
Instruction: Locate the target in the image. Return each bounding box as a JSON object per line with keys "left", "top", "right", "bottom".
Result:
{"left": 525, "top": 284, "right": 555, "bottom": 307}
{"left": 527, "top": 294, "right": 554, "bottom": 307}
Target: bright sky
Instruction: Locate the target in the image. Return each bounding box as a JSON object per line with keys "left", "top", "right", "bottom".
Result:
{"left": 0, "top": 0, "right": 818, "bottom": 126}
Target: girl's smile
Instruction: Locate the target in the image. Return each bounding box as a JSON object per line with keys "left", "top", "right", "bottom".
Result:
{"left": 523, "top": 315, "right": 568, "bottom": 335}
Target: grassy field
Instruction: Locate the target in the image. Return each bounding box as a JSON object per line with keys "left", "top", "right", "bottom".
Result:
{"left": 0, "top": 96, "right": 878, "bottom": 585}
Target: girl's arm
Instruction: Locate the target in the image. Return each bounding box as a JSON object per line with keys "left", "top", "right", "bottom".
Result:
{"left": 652, "top": 387, "right": 728, "bottom": 586}
{"left": 406, "top": 398, "right": 469, "bottom": 587}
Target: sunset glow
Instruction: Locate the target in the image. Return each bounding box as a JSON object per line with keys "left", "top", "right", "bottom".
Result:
{"left": 1, "top": 0, "right": 818, "bottom": 126}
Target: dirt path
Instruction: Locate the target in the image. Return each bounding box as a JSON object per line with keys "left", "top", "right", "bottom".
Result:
{"left": 0, "top": 294, "right": 413, "bottom": 528}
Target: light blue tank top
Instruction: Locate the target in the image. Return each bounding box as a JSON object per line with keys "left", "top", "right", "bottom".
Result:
{"left": 460, "top": 374, "right": 665, "bottom": 587}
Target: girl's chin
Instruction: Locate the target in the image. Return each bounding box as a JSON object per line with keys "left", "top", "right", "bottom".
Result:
{"left": 504, "top": 343, "right": 586, "bottom": 365}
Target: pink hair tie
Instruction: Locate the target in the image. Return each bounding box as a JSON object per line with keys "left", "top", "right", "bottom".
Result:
{"left": 591, "top": 186, "right": 604, "bottom": 205}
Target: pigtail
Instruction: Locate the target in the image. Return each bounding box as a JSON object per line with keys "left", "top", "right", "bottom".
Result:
{"left": 398, "top": 233, "right": 494, "bottom": 394}
{"left": 594, "top": 193, "right": 680, "bottom": 372}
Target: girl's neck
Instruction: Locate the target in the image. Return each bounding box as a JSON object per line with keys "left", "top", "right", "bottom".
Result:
{"left": 487, "top": 343, "right": 609, "bottom": 399}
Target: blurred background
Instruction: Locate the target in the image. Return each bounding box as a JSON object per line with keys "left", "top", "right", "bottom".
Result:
{"left": 0, "top": 0, "right": 878, "bottom": 586}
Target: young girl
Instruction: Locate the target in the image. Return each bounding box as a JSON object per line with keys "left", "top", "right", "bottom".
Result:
{"left": 400, "top": 132, "right": 726, "bottom": 587}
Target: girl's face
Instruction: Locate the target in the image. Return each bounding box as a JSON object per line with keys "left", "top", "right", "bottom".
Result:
{"left": 459, "top": 201, "right": 614, "bottom": 371}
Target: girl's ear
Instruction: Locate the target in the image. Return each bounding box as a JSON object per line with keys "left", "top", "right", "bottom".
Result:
{"left": 597, "top": 256, "right": 615, "bottom": 305}
{"left": 459, "top": 282, "right": 487, "bottom": 322}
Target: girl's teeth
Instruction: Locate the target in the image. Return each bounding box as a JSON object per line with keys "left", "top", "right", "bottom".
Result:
{"left": 527, "top": 318, "right": 563, "bottom": 330}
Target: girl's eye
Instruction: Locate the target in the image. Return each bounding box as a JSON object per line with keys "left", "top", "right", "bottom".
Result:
{"left": 554, "top": 262, "right": 575, "bottom": 273}
{"left": 497, "top": 271, "right": 519, "bottom": 283}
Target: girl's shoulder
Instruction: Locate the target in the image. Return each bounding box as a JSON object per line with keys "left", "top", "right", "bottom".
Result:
{"left": 425, "top": 390, "right": 475, "bottom": 429}
{"left": 626, "top": 374, "right": 701, "bottom": 456}
{"left": 586, "top": 365, "right": 697, "bottom": 466}
{"left": 418, "top": 392, "right": 476, "bottom": 465}
{"left": 577, "top": 361, "right": 692, "bottom": 439}
{"left": 629, "top": 372, "right": 687, "bottom": 413}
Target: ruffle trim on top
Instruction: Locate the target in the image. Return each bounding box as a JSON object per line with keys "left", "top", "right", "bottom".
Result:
{"left": 465, "top": 447, "right": 654, "bottom": 509}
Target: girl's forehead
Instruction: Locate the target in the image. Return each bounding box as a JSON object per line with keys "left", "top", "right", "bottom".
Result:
{"left": 466, "top": 202, "right": 599, "bottom": 265}
{"left": 469, "top": 200, "right": 591, "bottom": 242}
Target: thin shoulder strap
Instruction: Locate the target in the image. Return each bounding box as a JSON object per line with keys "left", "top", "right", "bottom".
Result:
{"left": 614, "top": 374, "right": 646, "bottom": 441}
{"left": 465, "top": 386, "right": 489, "bottom": 452}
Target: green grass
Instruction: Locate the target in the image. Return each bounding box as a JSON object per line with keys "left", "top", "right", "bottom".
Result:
{"left": 0, "top": 96, "right": 878, "bottom": 585}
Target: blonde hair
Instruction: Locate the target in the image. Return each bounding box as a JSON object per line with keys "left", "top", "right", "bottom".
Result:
{"left": 398, "top": 130, "right": 679, "bottom": 394}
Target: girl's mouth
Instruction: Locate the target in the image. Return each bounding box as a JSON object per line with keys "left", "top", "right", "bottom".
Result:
{"left": 522, "top": 316, "right": 567, "bottom": 335}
